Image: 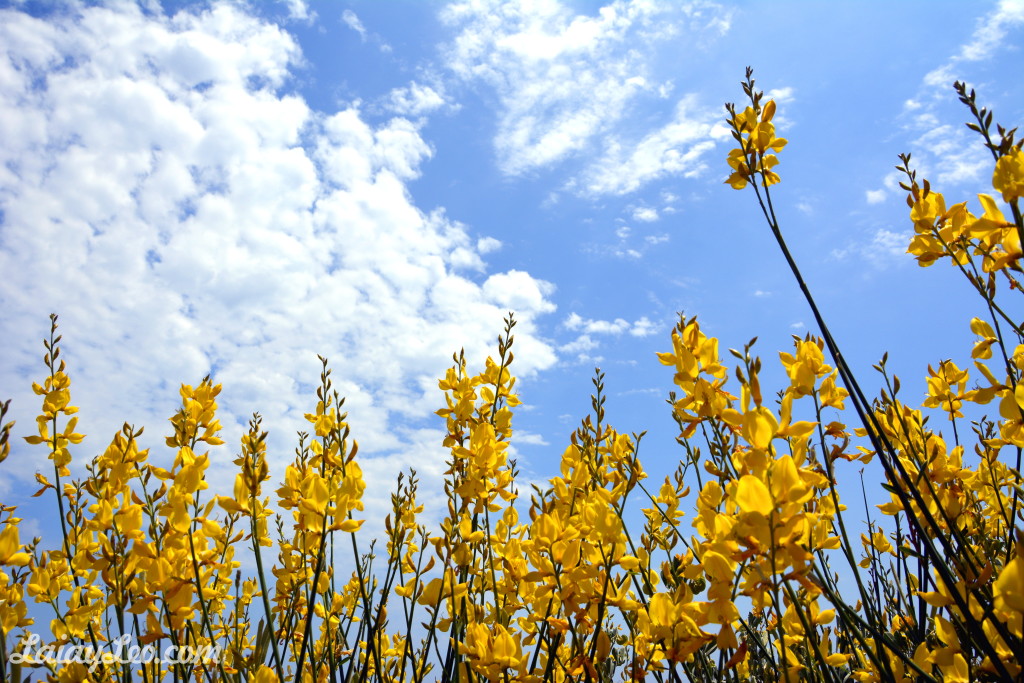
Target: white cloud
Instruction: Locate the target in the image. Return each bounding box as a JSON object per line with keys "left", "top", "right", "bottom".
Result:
{"left": 564, "top": 312, "right": 657, "bottom": 337}
{"left": 618, "top": 387, "right": 661, "bottom": 397}
{"left": 959, "top": 0, "right": 1024, "bottom": 62}
{"left": 440, "top": 1, "right": 730, "bottom": 193}
{"left": 341, "top": 9, "right": 366, "bottom": 39}
{"left": 866, "top": 189, "right": 887, "bottom": 204}
{"left": 568, "top": 315, "right": 629, "bottom": 335}
{"left": 866, "top": 229, "right": 909, "bottom": 264}
{"left": 767, "top": 86, "right": 795, "bottom": 103}
{"left": 483, "top": 270, "right": 558, "bottom": 314}
{"left": 0, "top": 4, "right": 557, "bottom": 516}
{"left": 829, "top": 229, "right": 909, "bottom": 267}
{"left": 708, "top": 121, "right": 733, "bottom": 141}
{"left": 587, "top": 220, "right": 669, "bottom": 260}
{"left": 881, "top": 1, "right": 1024, "bottom": 192}
{"left": 575, "top": 94, "right": 718, "bottom": 196}
{"left": 513, "top": 431, "right": 549, "bottom": 446}
{"left": 628, "top": 316, "right": 657, "bottom": 337}
{"left": 923, "top": 64, "right": 955, "bottom": 88}
{"left": 338, "top": 9, "right": 392, "bottom": 53}
{"left": 385, "top": 81, "right": 450, "bottom": 117}
{"left": 912, "top": 122, "right": 990, "bottom": 185}
{"left": 632, "top": 206, "right": 659, "bottom": 222}
{"left": 280, "top": 0, "right": 315, "bottom": 22}
{"left": 477, "top": 236, "right": 502, "bottom": 253}
{"left": 559, "top": 311, "right": 657, "bottom": 365}
{"left": 561, "top": 334, "right": 600, "bottom": 354}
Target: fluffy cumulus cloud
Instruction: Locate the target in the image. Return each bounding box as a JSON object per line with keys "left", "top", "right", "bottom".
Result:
{"left": 439, "top": 0, "right": 730, "bottom": 194}
{"left": 281, "top": 0, "right": 314, "bottom": 22}
{"left": 865, "top": 189, "right": 887, "bottom": 204}
{"left": 0, "top": 3, "right": 557, "bottom": 514}
{"left": 385, "top": 81, "right": 451, "bottom": 118}
{"left": 631, "top": 206, "right": 659, "bottom": 222}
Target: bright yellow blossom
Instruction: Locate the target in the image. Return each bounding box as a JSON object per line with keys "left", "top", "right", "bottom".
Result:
{"left": 993, "top": 147, "right": 1024, "bottom": 202}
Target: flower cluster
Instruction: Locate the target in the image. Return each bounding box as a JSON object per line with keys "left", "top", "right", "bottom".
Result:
{"left": 725, "top": 71, "right": 788, "bottom": 191}
{"left": 0, "top": 72, "right": 1021, "bottom": 683}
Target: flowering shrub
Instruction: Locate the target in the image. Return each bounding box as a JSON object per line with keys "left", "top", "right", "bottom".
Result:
{"left": 0, "top": 68, "right": 1022, "bottom": 682}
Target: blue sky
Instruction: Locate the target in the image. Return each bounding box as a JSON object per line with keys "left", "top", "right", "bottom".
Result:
{"left": 1, "top": 0, "right": 1023, "bottom": 538}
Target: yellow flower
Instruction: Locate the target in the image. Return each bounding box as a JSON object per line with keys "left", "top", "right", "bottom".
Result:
{"left": 725, "top": 99, "right": 787, "bottom": 189}
{"left": 304, "top": 400, "right": 336, "bottom": 437}
{"left": 27, "top": 562, "right": 60, "bottom": 601}
{"left": 619, "top": 554, "right": 640, "bottom": 571}
{"left": 993, "top": 147, "right": 1024, "bottom": 203}
{"left": 249, "top": 665, "right": 280, "bottom": 683}
{"left": 779, "top": 337, "right": 830, "bottom": 396}
{"left": 742, "top": 406, "right": 778, "bottom": 451}
{"left": 732, "top": 105, "right": 759, "bottom": 133}
{"left": 459, "top": 622, "right": 524, "bottom": 681}
{"left": 994, "top": 553, "right": 1024, "bottom": 614}
{"left": 910, "top": 189, "right": 946, "bottom": 230}
{"left": 859, "top": 531, "right": 895, "bottom": 568}
{"left": 0, "top": 525, "right": 31, "bottom": 566}
{"left": 819, "top": 372, "right": 848, "bottom": 409}
{"left": 923, "top": 360, "right": 969, "bottom": 417}
{"left": 726, "top": 148, "right": 754, "bottom": 189}
{"left": 735, "top": 475, "right": 773, "bottom": 516}
{"left": 970, "top": 317, "right": 998, "bottom": 359}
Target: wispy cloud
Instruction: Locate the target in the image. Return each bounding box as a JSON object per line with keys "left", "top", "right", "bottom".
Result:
{"left": 830, "top": 229, "right": 910, "bottom": 267}
{"left": 577, "top": 94, "right": 718, "bottom": 195}
{"left": 564, "top": 312, "right": 658, "bottom": 337}
{"left": 560, "top": 311, "right": 658, "bottom": 364}
{"left": 0, "top": 4, "right": 557, "bottom": 516}
{"left": 439, "top": 0, "right": 732, "bottom": 194}
{"left": 588, "top": 220, "right": 672, "bottom": 260}
{"left": 340, "top": 8, "right": 392, "bottom": 52}
{"left": 866, "top": 229, "right": 911, "bottom": 264}
{"left": 956, "top": 0, "right": 1024, "bottom": 62}
{"left": 341, "top": 9, "right": 366, "bottom": 39}
{"left": 870, "top": 0, "right": 1024, "bottom": 201}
